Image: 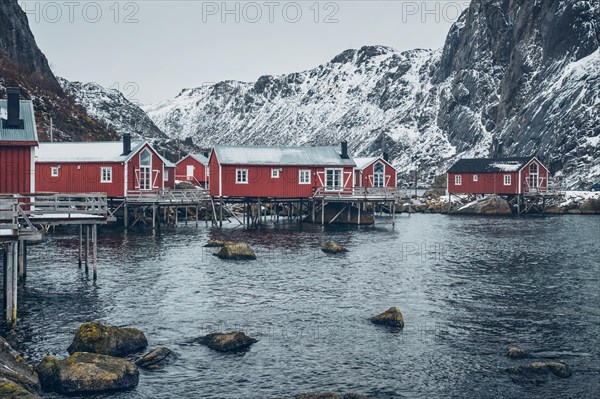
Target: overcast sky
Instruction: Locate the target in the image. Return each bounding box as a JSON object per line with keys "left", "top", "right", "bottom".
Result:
{"left": 21, "top": 1, "right": 470, "bottom": 104}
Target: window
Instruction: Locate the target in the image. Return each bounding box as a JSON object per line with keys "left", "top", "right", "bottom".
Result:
{"left": 299, "top": 170, "right": 311, "bottom": 184}
{"left": 455, "top": 175, "right": 462, "bottom": 185}
{"left": 373, "top": 162, "right": 385, "bottom": 187}
{"left": 164, "top": 170, "right": 169, "bottom": 182}
{"left": 186, "top": 165, "right": 194, "bottom": 177}
{"left": 236, "top": 169, "right": 248, "bottom": 184}
{"left": 100, "top": 167, "right": 112, "bottom": 183}
{"left": 473, "top": 174, "right": 478, "bottom": 182}
{"left": 140, "top": 149, "right": 151, "bottom": 166}
{"left": 271, "top": 168, "right": 280, "bottom": 178}
{"left": 51, "top": 167, "right": 59, "bottom": 177}
{"left": 504, "top": 175, "right": 511, "bottom": 185}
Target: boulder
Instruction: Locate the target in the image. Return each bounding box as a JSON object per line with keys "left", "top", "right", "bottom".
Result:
{"left": 67, "top": 322, "right": 148, "bottom": 357}
{"left": 0, "top": 336, "right": 39, "bottom": 395}
{"left": 370, "top": 307, "right": 404, "bottom": 328}
{"left": 36, "top": 352, "right": 139, "bottom": 394}
{"left": 506, "top": 361, "right": 572, "bottom": 384}
{"left": 544, "top": 206, "right": 564, "bottom": 214}
{"left": 580, "top": 198, "right": 600, "bottom": 214}
{"left": 197, "top": 332, "right": 257, "bottom": 352}
{"left": 135, "top": 347, "right": 175, "bottom": 370}
{"left": 213, "top": 242, "right": 256, "bottom": 260}
{"left": 321, "top": 241, "right": 348, "bottom": 254}
{"left": 0, "top": 378, "right": 41, "bottom": 399}
{"left": 453, "top": 195, "right": 512, "bottom": 215}
{"left": 506, "top": 347, "right": 529, "bottom": 359}
{"left": 204, "top": 240, "right": 236, "bottom": 248}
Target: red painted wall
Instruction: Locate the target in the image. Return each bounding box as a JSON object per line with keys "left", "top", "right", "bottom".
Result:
{"left": 355, "top": 158, "right": 397, "bottom": 188}
{"left": 36, "top": 162, "right": 125, "bottom": 197}
{"left": 176, "top": 156, "right": 207, "bottom": 185}
{"left": 164, "top": 166, "right": 176, "bottom": 190}
{"left": 0, "top": 145, "right": 33, "bottom": 194}
{"left": 126, "top": 144, "right": 166, "bottom": 193}
{"left": 519, "top": 159, "right": 549, "bottom": 193}
{"left": 209, "top": 158, "right": 354, "bottom": 198}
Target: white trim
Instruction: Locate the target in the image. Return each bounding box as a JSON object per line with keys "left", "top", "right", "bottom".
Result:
{"left": 186, "top": 164, "right": 194, "bottom": 178}
{"left": 30, "top": 146, "right": 35, "bottom": 193}
{"left": 271, "top": 168, "right": 280, "bottom": 178}
{"left": 473, "top": 174, "right": 478, "bottom": 182}
{"left": 100, "top": 167, "right": 113, "bottom": 183}
{"left": 236, "top": 168, "right": 249, "bottom": 184}
{"left": 51, "top": 166, "right": 59, "bottom": 177}
{"left": 503, "top": 174, "right": 511, "bottom": 186}
{"left": 299, "top": 169, "right": 311, "bottom": 184}
{"left": 454, "top": 175, "right": 462, "bottom": 186}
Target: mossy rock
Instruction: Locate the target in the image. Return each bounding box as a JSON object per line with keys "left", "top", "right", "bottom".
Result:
{"left": 506, "top": 347, "right": 529, "bottom": 359}
{"left": 197, "top": 332, "right": 257, "bottom": 352}
{"left": 213, "top": 242, "right": 256, "bottom": 260}
{"left": 135, "top": 347, "right": 175, "bottom": 370}
{"left": 0, "top": 337, "right": 39, "bottom": 394}
{"left": 36, "top": 352, "right": 139, "bottom": 394}
{"left": 67, "top": 322, "right": 148, "bottom": 357}
{"left": 506, "top": 361, "right": 572, "bottom": 384}
{"left": 0, "top": 378, "right": 41, "bottom": 399}
{"left": 321, "top": 241, "right": 348, "bottom": 254}
{"left": 370, "top": 307, "right": 404, "bottom": 328}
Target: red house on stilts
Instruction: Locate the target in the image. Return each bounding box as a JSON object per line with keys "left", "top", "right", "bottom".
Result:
{"left": 176, "top": 153, "right": 209, "bottom": 187}
{"left": 0, "top": 88, "right": 37, "bottom": 194}
{"left": 447, "top": 157, "right": 549, "bottom": 195}
{"left": 209, "top": 142, "right": 356, "bottom": 199}
{"left": 36, "top": 134, "right": 175, "bottom": 198}
{"left": 353, "top": 155, "right": 397, "bottom": 189}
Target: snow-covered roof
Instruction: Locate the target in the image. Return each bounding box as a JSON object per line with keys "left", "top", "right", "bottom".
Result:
{"left": 448, "top": 157, "right": 540, "bottom": 173}
{"left": 0, "top": 100, "right": 38, "bottom": 143}
{"left": 187, "top": 153, "right": 209, "bottom": 166}
{"left": 212, "top": 145, "right": 356, "bottom": 166}
{"left": 354, "top": 157, "right": 379, "bottom": 170}
{"left": 36, "top": 141, "right": 174, "bottom": 167}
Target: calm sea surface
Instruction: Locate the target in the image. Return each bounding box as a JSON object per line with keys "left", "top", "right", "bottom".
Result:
{"left": 2, "top": 214, "right": 599, "bottom": 398}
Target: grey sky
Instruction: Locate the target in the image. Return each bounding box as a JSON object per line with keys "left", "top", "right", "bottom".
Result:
{"left": 21, "top": 1, "right": 470, "bottom": 104}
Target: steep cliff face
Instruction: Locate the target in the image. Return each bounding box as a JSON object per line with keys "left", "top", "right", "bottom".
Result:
{"left": 145, "top": 0, "right": 600, "bottom": 187}
{"left": 0, "top": 0, "right": 115, "bottom": 141}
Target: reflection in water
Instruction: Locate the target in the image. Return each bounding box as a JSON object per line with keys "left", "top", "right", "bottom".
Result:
{"left": 2, "top": 215, "right": 599, "bottom": 398}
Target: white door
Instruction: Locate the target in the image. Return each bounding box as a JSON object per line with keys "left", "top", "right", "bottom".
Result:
{"left": 325, "top": 168, "right": 343, "bottom": 191}
{"left": 186, "top": 165, "right": 194, "bottom": 179}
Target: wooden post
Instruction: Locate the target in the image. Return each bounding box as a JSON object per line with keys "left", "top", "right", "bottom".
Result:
{"left": 196, "top": 205, "right": 199, "bottom": 227}
{"left": 358, "top": 202, "right": 361, "bottom": 225}
{"left": 152, "top": 204, "right": 157, "bottom": 235}
{"left": 312, "top": 200, "right": 315, "bottom": 223}
{"left": 347, "top": 203, "right": 351, "bottom": 223}
{"left": 321, "top": 198, "right": 325, "bottom": 226}
{"left": 78, "top": 225, "right": 83, "bottom": 268}
{"left": 392, "top": 201, "right": 396, "bottom": 227}
{"left": 156, "top": 206, "right": 161, "bottom": 235}
{"left": 18, "top": 240, "right": 25, "bottom": 284}
{"left": 85, "top": 226, "right": 90, "bottom": 273}
{"left": 175, "top": 207, "right": 179, "bottom": 227}
{"left": 219, "top": 198, "right": 223, "bottom": 228}
{"left": 124, "top": 205, "right": 128, "bottom": 229}
{"left": 92, "top": 225, "right": 98, "bottom": 280}
{"left": 5, "top": 242, "right": 18, "bottom": 324}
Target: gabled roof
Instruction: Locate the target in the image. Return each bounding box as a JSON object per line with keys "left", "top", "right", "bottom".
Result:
{"left": 354, "top": 157, "right": 379, "bottom": 170}
{"left": 0, "top": 100, "right": 38, "bottom": 143}
{"left": 179, "top": 153, "right": 209, "bottom": 166}
{"left": 212, "top": 145, "right": 356, "bottom": 166}
{"left": 447, "top": 157, "right": 538, "bottom": 173}
{"left": 37, "top": 141, "right": 173, "bottom": 166}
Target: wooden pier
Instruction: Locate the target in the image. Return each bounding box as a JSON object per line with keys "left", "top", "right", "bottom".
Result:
{"left": 1, "top": 193, "right": 110, "bottom": 325}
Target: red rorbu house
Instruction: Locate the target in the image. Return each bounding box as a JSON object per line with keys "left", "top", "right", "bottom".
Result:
{"left": 447, "top": 157, "right": 549, "bottom": 196}
{"left": 353, "top": 155, "right": 397, "bottom": 189}
{"left": 209, "top": 143, "right": 356, "bottom": 199}
{"left": 35, "top": 134, "right": 176, "bottom": 198}
{"left": 0, "top": 88, "right": 37, "bottom": 194}
{"left": 176, "top": 153, "right": 209, "bottom": 187}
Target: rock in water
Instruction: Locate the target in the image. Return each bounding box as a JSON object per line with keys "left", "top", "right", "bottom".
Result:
{"left": 197, "top": 332, "right": 257, "bottom": 352}
{"left": 67, "top": 322, "right": 148, "bottom": 357}
{"left": 506, "top": 347, "right": 529, "bottom": 359}
{"left": 0, "top": 378, "right": 41, "bottom": 399}
{"left": 453, "top": 195, "right": 512, "bottom": 215}
{"left": 506, "top": 361, "right": 572, "bottom": 384}
{"left": 36, "top": 352, "right": 139, "bottom": 394}
{"left": 213, "top": 242, "right": 256, "bottom": 260}
{"left": 135, "top": 347, "right": 174, "bottom": 370}
{"left": 370, "top": 307, "right": 404, "bottom": 328}
{"left": 0, "top": 336, "right": 39, "bottom": 396}
{"left": 321, "top": 241, "right": 348, "bottom": 254}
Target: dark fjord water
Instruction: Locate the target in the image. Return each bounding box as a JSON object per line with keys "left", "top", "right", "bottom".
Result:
{"left": 2, "top": 215, "right": 599, "bottom": 398}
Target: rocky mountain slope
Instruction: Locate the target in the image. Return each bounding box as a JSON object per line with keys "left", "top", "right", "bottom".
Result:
{"left": 0, "top": 0, "right": 116, "bottom": 141}
{"left": 145, "top": 0, "right": 600, "bottom": 188}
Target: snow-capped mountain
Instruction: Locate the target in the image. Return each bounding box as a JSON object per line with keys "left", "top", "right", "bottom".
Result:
{"left": 144, "top": 0, "right": 600, "bottom": 188}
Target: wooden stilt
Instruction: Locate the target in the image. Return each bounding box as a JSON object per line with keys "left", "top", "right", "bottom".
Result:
{"left": 5, "top": 242, "right": 18, "bottom": 324}
{"left": 312, "top": 200, "right": 316, "bottom": 223}
{"left": 175, "top": 207, "right": 179, "bottom": 226}
{"left": 85, "top": 226, "right": 90, "bottom": 273}
{"left": 219, "top": 198, "right": 223, "bottom": 228}
{"left": 196, "top": 205, "right": 199, "bottom": 227}
{"left": 92, "top": 225, "right": 98, "bottom": 280}
{"left": 18, "top": 241, "right": 25, "bottom": 284}
{"left": 156, "top": 206, "right": 161, "bottom": 235}
{"left": 358, "top": 202, "right": 361, "bottom": 225}
{"left": 321, "top": 198, "right": 325, "bottom": 225}
{"left": 78, "top": 225, "right": 83, "bottom": 268}
{"left": 152, "top": 204, "right": 157, "bottom": 235}
{"left": 392, "top": 201, "right": 396, "bottom": 227}
{"left": 124, "top": 205, "right": 128, "bottom": 229}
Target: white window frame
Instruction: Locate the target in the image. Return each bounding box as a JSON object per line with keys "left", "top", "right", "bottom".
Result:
{"left": 271, "top": 168, "right": 280, "bottom": 178}
{"left": 473, "top": 174, "right": 478, "bottom": 182}
{"left": 163, "top": 169, "right": 169, "bottom": 182}
{"left": 186, "top": 165, "right": 194, "bottom": 177}
{"left": 51, "top": 166, "right": 59, "bottom": 177}
{"left": 504, "top": 174, "right": 511, "bottom": 185}
{"left": 299, "top": 169, "right": 311, "bottom": 184}
{"left": 236, "top": 168, "right": 248, "bottom": 184}
{"left": 455, "top": 175, "right": 462, "bottom": 185}
{"left": 100, "top": 167, "right": 112, "bottom": 183}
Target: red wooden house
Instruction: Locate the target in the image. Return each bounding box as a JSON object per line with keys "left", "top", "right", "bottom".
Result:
{"left": 209, "top": 143, "right": 356, "bottom": 198}
{"left": 353, "top": 155, "right": 397, "bottom": 188}
{"left": 447, "top": 157, "right": 549, "bottom": 195}
{"left": 176, "top": 153, "right": 209, "bottom": 187}
{"left": 0, "top": 88, "right": 37, "bottom": 194}
{"left": 36, "top": 135, "right": 175, "bottom": 197}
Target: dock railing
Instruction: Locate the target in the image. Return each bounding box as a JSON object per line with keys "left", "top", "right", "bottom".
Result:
{"left": 313, "top": 187, "right": 408, "bottom": 200}
{"left": 0, "top": 196, "right": 19, "bottom": 238}
{"left": 126, "top": 189, "right": 210, "bottom": 204}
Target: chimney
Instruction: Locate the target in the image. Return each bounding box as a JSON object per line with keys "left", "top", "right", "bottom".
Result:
{"left": 203, "top": 150, "right": 209, "bottom": 158}
{"left": 383, "top": 152, "right": 389, "bottom": 162}
{"left": 122, "top": 133, "right": 132, "bottom": 155}
{"left": 3, "top": 87, "right": 24, "bottom": 129}
{"left": 340, "top": 141, "right": 349, "bottom": 159}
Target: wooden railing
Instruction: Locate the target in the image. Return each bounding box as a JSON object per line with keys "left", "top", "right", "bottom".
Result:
{"left": 126, "top": 189, "right": 210, "bottom": 204}
{"left": 313, "top": 187, "right": 408, "bottom": 200}
{"left": 0, "top": 196, "right": 19, "bottom": 237}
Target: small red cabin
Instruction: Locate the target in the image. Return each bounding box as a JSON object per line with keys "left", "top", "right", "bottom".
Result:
{"left": 176, "top": 153, "right": 209, "bottom": 187}
{"left": 36, "top": 135, "right": 175, "bottom": 197}
{"left": 209, "top": 143, "right": 356, "bottom": 198}
{"left": 0, "top": 88, "right": 38, "bottom": 194}
{"left": 354, "top": 156, "right": 397, "bottom": 188}
{"left": 447, "top": 157, "right": 549, "bottom": 195}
